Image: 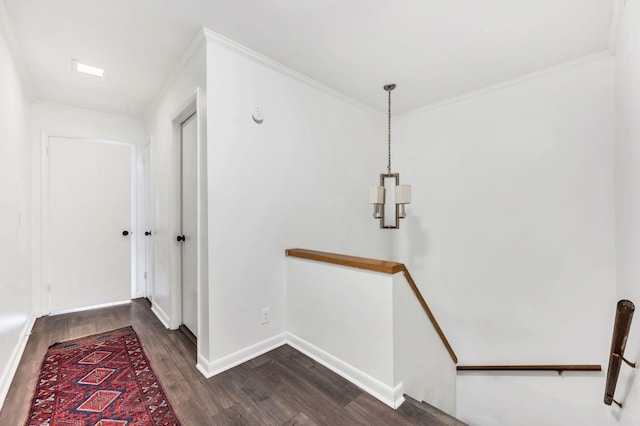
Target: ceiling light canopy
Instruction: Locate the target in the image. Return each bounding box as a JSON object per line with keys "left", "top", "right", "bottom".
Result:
{"left": 72, "top": 59, "right": 104, "bottom": 77}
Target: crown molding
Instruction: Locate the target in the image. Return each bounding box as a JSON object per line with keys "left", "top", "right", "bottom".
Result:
{"left": 142, "top": 28, "right": 207, "bottom": 122}
{"left": 34, "top": 99, "right": 145, "bottom": 123}
{"left": 202, "top": 28, "right": 382, "bottom": 117}
{"left": 0, "top": 0, "right": 34, "bottom": 98}
{"left": 608, "top": 0, "right": 627, "bottom": 54}
{"left": 398, "top": 50, "right": 613, "bottom": 120}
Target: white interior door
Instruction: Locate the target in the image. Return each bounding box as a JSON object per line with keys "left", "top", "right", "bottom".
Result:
{"left": 180, "top": 113, "right": 198, "bottom": 337}
{"left": 48, "top": 137, "right": 132, "bottom": 312}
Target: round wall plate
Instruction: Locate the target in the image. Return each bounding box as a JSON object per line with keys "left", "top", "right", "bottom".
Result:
{"left": 252, "top": 108, "right": 264, "bottom": 124}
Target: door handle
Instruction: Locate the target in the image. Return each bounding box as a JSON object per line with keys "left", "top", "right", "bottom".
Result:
{"left": 177, "top": 235, "right": 185, "bottom": 242}
{"left": 122, "top": 230, "right": 130, "bottom": 236}
{"left": 145, "top": 231, "right": 152, "bottom": 236}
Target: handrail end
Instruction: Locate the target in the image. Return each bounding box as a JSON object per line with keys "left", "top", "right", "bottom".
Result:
{"left": 618, "top": 299, "right": 635, "bottom": 313}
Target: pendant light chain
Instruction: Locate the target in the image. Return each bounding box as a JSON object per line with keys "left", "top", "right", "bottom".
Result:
{"left": 387, "top": 87, "right": 392, "bottom": 175}
{"left": 370, "top": 83, "right": 409, "bottom": 230}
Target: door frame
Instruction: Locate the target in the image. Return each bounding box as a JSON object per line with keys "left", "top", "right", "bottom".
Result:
{"left": 140, "top": 143, "right": 152, "bottom": 300}
{"left": 40, "top": 133, "right": 137, "bottom": 315}
{"left": 168, "top": 90, "right": 200, "bottom": 332}
{"left": 165, "top": 88, "right": 208, "bottom": 369}
{"left": 178, "top": 111, "right": 198, "bottom": 336}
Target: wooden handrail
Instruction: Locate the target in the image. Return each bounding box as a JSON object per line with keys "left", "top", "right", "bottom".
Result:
{"left": 285, "top": 248, "right": 404, "bottom": 274}
{"left": 457, "top": 365, "right": 601, "bottom": 374}
{"left": 285, "top": 248, "right": 458, "bottom": 364}
{"left": 604, "top": 299, "right": 636, "bottom": 407}
{"left": 401, "top": 268, "right": 458, "bottom": 363}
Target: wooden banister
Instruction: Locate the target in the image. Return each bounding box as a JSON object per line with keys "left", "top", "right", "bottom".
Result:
{"left": 604, "top": 299, "right": 636, "bottom": 408}
{"left": 401, "top": 268, "right": 458, "bottom": 363}
{"left": 457, "top": 365, "right": 601, "bottom": 374}
{"left": 285, "top": 248, "right": 458, "bottom": 364}
{"left": 285, "top": 248, "right": 404, "bottom": 274}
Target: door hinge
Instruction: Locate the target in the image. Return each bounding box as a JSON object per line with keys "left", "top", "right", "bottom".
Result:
{"left": 46, "top": 145, "right": 50, "bottom": 156}
{"left": 47, "top": 282, "right": 52, "bottom": 293}
{"left": 144, "top": 271, "right": 147, "bottom": 279}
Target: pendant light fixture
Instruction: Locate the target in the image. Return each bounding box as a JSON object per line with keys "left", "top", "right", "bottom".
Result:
{"left": 368, "top": 84, "right": 411, "bottom": 229}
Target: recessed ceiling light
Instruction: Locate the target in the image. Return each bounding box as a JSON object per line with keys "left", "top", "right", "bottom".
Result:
{"left": 71, "top": 59, "right": 104, "bottom": 77}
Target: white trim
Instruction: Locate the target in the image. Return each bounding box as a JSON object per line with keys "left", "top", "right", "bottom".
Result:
{"left": 196, "top": 353, "right": 212, "bottom": 378}
{"left": 197, "top": 333, "right": 287, "bottom": 378}
{"left": 608, "top": 0, "right": 627, "bottom": 54}
{"left": 33, "top": 101, "right": 145, "bottom": 136}
{"left": 0, "top": 313, "right": 37, "bottom": 411}
{"left": 193, "top": 331, "right": 404, "bottom": 409}
{"left": 42, "top": 136, "right": 136, "bottom": 315}
{"left": 45, "top": 134, "right": 138, "bottom": 147}
{"left": 286, "top": 333, "right": 401, "bottom": 409}
{"left": 202, "top": 28, "right": 382, "bottom": 117}
{"left": 130, "top": 145, "right": 138, "bottom": 300}
{"left": 151, "top": 302, "right": 171, "bottom": 329}
{"left": 398, "top": 50, "right": 613, "bottom": 119}
{"left": 49, "top": 300, "right": 130, "bottom": 316}
{"left": 35, "top": 131, "right": 49, "bottom": 317}
{"left": 168, "top": 93, "right": 200, "bottom": 331}
{"left": 143, "top": 144, "right": 153, "bottom": 300}
{"left": 143, "top": 30, "right": 206, "bottom": 122}
{"left": 0, "top": 0, "right": 34, "bottom": 98}
{"left": 393, "top": 383, "right": 406, "bottom": 409}
{"left": 193, "top": 87, "right": 208, "bottom": 372}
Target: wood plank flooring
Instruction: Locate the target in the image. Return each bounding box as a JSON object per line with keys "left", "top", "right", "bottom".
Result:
{"left": 0, "top": 298, "right": 462, "bottom": 425}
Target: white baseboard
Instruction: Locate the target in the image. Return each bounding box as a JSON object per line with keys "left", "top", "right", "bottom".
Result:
{"left": 49, "top": 299, "right": 130, "bottom": 316}
{"left": 286, "top": 332, "right": 402, "bottom": 409}
{"left": 0, "top": 313, "right": 37, "bottom": 411}
{"left": 197, "top": 332, "right": 287, "bottom": 378}
{"left": 192, "top": 331, "right": 403, "bottom": 409}
{"left": 196, "top": 353, "right": 211, "bottom": 378}
{"left": 394, "top": 383, "right": 406, "bottom": 409}
{"left": 151, "top": 303, "right": 171, "bottom": 329}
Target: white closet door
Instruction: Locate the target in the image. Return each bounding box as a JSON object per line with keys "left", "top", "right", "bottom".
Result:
{"left": 49, "top": 137, "right": 132, "bottom": 312}
{"left": 181, "top": 113, "right": 198, "bottom": 337}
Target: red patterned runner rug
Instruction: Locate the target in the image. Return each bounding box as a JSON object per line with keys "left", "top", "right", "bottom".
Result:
{"left": 26, "top": 326, "right": 181, "bottom": 425}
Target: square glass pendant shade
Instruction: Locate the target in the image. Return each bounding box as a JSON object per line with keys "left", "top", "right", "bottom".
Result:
{"left": 368, "top": 185, "right": 385, "bottom": 204}
{"left": 368, "top": 185, "right": 385, "bottom": 219}
{"left": 395, "top": 185, "right": 411, "bottom": 204}
{"left": 369, "top": 174, "right": 411, "bottom": 228}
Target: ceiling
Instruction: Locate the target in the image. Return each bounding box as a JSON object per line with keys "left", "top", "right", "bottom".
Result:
{"left": 3, "top": 0, "right": 613, "bottom": 117}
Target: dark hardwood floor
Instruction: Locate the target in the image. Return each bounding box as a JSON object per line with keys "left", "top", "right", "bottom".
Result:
{"left": 0, "top": 298, "right": 463, "bottom": 425}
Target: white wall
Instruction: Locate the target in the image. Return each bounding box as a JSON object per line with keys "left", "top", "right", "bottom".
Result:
{"left": 0, "top": 10, "right": 33, "bottom": 408}
{"left": 614, "top": 0, "right": 640, "bottom": 424}
{"left": 394, "top": 55, "right": 617, "bottom": 425}
{"left": 393, "top": 272, "right": 456, "bottom": 415}
{"left": 30, "top": 102, "right": 147, "bottom": 315}
{"left": 287, "top": 258, "right": 396, "bottom": 406}
{"left": 204, "top": 31, "right": 390, "bottom": 368}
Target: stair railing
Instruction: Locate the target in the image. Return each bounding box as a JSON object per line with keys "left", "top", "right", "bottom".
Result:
{"left": 604, "top": 299, "right": 636, "bottom": 408}
{"left": 457, "top": 365, "right": 601, "bottom": 374}
{"left": 285, "top": 248, "right": 458, "bottom": 364}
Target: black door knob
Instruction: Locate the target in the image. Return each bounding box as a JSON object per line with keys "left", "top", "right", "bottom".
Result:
{"left": 177, "top": 235, "right": 185, "bottom": 242}
{"left": 145, "top": 231, "right": 152, "bottom": 236}
{"left": 122, "top": 230, "right": 129, "bottom": 236}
